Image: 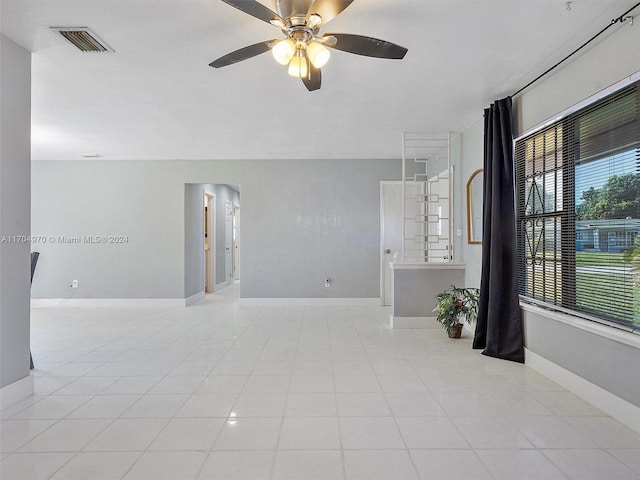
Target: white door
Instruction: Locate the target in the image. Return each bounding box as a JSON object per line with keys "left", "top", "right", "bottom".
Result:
{"left": 381, "top": 182, "right": 402, "bottom": 305}
{"left": 225, "top": 200, "right": 232, "bottom": 285}
{"left": 381, "top": 181, "right": 430, "bottom": 304}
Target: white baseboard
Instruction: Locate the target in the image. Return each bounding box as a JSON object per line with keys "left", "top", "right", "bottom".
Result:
{"left": 32, "top": 298, "right": 186, "bottom": 308}
{"left": 185, "top": 291, "right": 205, "bottom": 306}
{"left": 238, "top": 298, "right": 381, "bottom": 307}
{"left": 31, "top": 295, "right": 378, "bottom": 308}
{"left": 215, "top": 281, "right": 228, "bottom": 292}
{"left": 525, "top": 348, "right": 640, "bottom": 434}
{"left": 0, "top": 374, "right": 34, "bottom": 411}
{"left": 390, "top": 315, "right": 439, "bottom": 329}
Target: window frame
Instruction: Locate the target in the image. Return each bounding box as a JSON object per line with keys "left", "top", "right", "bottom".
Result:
{"left": 514, "top": 75, "right": 640, "bottom": 334}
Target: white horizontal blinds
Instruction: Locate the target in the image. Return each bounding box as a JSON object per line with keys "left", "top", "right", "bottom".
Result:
{"left": 573, "top": 84, "right": 640, "bottom": 324}
{"left": 516, "top": 81, "right": 640, "bottom": 328}
{"left": 516, "top": 123, "right": 566, "bottom": 306}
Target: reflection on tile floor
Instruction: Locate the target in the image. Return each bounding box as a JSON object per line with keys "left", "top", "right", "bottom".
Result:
{"left": 2, "top": 283, "right": 640, "bottom": 479}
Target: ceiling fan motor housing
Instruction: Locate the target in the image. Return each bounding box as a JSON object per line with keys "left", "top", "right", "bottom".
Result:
{"left": 290, "top": 27, "right": 313, "bottom": 43}
{"left": 276, "top": 0, "right": 315, "bottom": 19}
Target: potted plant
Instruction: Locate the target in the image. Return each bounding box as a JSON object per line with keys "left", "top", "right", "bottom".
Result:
{"left": 434, "top": 286, "right": 480, "bottom": 338}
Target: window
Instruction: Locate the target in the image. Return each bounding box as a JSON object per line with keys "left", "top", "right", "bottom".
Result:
{"left": 516, "top": 80, "right": 640, "bottom": 329}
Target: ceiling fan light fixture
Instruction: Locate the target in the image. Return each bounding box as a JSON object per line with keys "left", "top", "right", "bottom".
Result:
{"left": 272, "top": 38, "right": 296, "bottom": 65}
{"left": 211, "top": 0, "right": 409, "bottom": 91}
{"left": 288, "top": 53, "right": 308, "bottom": 78}
{"left": 308, "top": 14, "right": 323, "bottom": 28}
{"left": 307, "top": 41, "right": 330, "bottom": 68}
{"left": 269, "top": 18, "right": 286, "bottom": 29}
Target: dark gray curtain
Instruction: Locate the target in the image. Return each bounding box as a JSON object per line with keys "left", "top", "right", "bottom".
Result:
{"left": 472, "top": 97, "right": 524, "bottom": 363}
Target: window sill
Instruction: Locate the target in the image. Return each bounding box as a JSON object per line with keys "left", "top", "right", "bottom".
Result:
{"left": 520, "top": 302, "right": 640, "bottom": 350}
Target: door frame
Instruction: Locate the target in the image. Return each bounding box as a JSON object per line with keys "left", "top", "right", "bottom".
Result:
{"left": 224, "top": 199, "right": 233, "bottom": 287}
{"left": 232, "top": 204, "right": 240, "bottom": 281}
{"left": 204, "top": 190, "right": 216, "bottom": 293}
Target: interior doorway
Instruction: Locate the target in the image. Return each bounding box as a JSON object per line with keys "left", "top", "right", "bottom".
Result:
{"left": 204, "top": 192, "right": 216, "bottom": 293}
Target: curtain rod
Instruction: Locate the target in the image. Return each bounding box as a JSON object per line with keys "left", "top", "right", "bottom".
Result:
{"left": 512, "top": 1, "right": 640, "bottom": 98}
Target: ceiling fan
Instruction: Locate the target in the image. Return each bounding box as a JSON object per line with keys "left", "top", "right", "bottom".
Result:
{"left": 209, "top": 0, "right": 408, "bottom": 91}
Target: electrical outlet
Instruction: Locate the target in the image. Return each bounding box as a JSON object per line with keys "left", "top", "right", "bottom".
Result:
{"left": 71, "top": 280, "right": 78, "bottom": 288}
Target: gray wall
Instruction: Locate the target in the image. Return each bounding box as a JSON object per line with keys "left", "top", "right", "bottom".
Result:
{"left": 235, "top": 159, "right": 398, "bottom": 298}
{"left": 524, "top": 309, "right": 639, "bottom": 408}
{"left": 32, "top": 159, "right": 400, "bottom": 300}
{"left": 459, "top": 21, "right": 640, "bottom": 405}
{"left": 392, "top": 267, "right": 465, "bottom": 317}
{"left": 184, "top": 184, "right": 203, "bottom": 298}
{"left": 0, "top": 36, "right": 31, "bottom": 388}
{"left": 31, "top": 161, "right": 185, "bottom": 299}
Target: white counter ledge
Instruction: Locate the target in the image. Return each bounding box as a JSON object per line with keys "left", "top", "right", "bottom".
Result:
{"left": 390, "top": 262, "right": 466, "bottom": 270}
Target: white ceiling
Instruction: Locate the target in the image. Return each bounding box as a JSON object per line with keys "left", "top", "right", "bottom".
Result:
{"left": 1, "top": 0, "right": 636, "bottom": 161}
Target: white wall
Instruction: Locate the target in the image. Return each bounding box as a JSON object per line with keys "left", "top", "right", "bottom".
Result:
{"left": 32, "top": 158, "right": 400, "bottom": 300}
{"left": 515, "top": 18, "right": 640, "bottom": 135}
{"left": 461, "top": 119, "right": 483, "bottom": 289}
{"left": 450, "top": 133, "right": 464, "bottom": 264}
{"left": 0, "top": 35, "right": 32, "bottom": 390}
{"left": 461, "top": 18, "right": 640, "bottom": 287}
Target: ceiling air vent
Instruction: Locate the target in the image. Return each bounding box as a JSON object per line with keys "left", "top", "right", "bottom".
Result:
{"left": 50, "top": 27, "right": 114, "bottom": 52}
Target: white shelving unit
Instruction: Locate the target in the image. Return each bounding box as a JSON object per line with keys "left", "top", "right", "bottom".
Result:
{"left": 401, "top": 132, "right": 453, "bottom": 263}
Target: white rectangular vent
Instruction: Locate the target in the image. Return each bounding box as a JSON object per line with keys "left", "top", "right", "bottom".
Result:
{"left": 51, "top": 27, "right": 114, "bottom": 52}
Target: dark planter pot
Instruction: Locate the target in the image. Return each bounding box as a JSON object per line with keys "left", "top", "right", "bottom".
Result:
{"left": 448, "top": 323, "right": 463, "bottom": 339}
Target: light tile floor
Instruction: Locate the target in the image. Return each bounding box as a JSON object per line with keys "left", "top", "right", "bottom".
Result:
{"left": 2, "top": 283, "right": 640, "bottom": 479}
